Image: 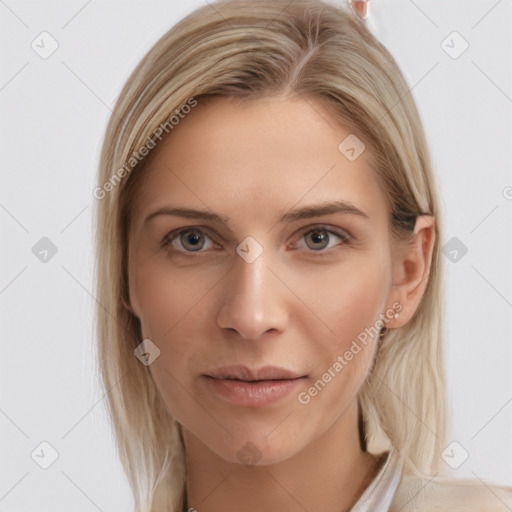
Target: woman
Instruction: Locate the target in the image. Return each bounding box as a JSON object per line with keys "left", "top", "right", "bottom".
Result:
{"left": 93, "top": 1, "right": 512, "bottom": 510}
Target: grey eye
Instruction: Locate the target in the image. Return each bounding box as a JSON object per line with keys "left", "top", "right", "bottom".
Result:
{"left": 304, "top": 229, "right": 330, "bottom": 250}
{"left": 179, "top": 230, "right": 206, "bottom": 251}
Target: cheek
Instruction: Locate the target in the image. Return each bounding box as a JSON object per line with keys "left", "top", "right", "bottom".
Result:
{"left": 129, "top": 257, "right": 220, "bottom": 419}
{"left": 293, "top": 271, "right": 384, "bottom": 419}
{"left": 291, "top": 254, "right": 389, "bottom": 403}
{"left": 130, "top": 254, "right": 218, "bottom": 340}
{"left": 295, "top": 252, "right": 389, "bottom": 347}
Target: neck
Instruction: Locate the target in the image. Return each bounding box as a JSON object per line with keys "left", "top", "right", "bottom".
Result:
{"left": 182, "top": 400, "right": 380, "bottom": 512}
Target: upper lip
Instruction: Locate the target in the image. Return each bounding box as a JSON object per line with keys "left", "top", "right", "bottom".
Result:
{"left": 204, "top": 365, "right": 306, "bottom": 381}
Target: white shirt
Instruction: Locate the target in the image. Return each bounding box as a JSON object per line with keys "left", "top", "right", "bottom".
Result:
{"left": 350, "top": 448, "right": 512, "bottom": 511}
{"left": 351, "top": 447, "right": 403, "bottom": 511}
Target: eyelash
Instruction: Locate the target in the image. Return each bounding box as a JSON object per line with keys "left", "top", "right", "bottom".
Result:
{"left": 160, "top": 224, "right": 353, "bottom": 255}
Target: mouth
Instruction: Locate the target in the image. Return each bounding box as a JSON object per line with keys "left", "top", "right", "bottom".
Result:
{"left": 204, "top": 364, "right": 306, "bottom": 381}
{"left": 201, "top": 365, "right": 308, "bottom": 406}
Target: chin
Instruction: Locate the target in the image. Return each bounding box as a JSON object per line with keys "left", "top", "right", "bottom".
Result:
{"left": 207, "top": 431, "right": 304, "bottom": 467}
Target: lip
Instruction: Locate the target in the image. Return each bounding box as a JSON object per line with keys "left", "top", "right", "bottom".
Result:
{"left": 204, "top": 364, "right": 305, "bottom": 381}
{"left": 202, "top": 365, "right": 307, "bottom": 406}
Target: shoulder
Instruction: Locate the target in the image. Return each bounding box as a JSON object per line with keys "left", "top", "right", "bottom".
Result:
{"left": 390, "top": 472, "right": 512, "bottom": 512}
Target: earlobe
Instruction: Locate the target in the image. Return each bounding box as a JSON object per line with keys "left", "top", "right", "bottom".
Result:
{"left": 388, "top": 215, "right": 436, "bottom": 328}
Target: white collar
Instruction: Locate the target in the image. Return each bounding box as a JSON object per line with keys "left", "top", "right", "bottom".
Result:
{"left": 350, "top": 448, "right": 403, "bottom": 511}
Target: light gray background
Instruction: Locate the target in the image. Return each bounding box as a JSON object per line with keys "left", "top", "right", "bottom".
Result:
{"left": 1, "top": 1, "right": 511, "bottom": 510}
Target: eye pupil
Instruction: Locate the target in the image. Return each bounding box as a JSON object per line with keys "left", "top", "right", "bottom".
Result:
{"left": 306, "top": 230, "right": 329, "bottom": 250}
{"left": 181, "top": 231, "right": 204, "bottom": 251}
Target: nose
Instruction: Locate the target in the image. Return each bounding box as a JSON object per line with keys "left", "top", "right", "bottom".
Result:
{"left": 215, "top": 248, "right": 288, "bottom": 340}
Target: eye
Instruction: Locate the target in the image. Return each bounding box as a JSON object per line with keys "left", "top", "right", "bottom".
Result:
{"left": 295, "top": 226, "right": 352, "bottom": 252}
{"left": 161, "top": 225, "right": 352, "bottom": 255}
{"left": 161, "top": 227, "right": 217, "bottom": 253}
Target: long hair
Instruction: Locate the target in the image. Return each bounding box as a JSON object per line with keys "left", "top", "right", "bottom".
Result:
{"left": 93, "top": 1, "right": 448, "bottom": 510}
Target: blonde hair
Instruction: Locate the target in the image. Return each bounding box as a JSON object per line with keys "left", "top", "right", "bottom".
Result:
{"left": 93, "top": 1, "right": 448, "bottom": 510}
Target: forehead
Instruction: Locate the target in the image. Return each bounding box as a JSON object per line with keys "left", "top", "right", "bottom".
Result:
{"left": 130, "top": 95, "right": 389, "bottom": 232}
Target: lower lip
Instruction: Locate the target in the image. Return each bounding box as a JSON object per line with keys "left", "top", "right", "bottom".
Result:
{"left": 202, "top": 375, "right": 306, "bottom": 406}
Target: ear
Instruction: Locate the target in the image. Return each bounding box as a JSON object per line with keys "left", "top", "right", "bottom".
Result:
{"left": 386, "top": 215, "right": 436, "bottom": 328}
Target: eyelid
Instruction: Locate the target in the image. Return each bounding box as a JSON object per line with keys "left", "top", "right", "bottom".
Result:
{"left": 297, "top": 224, "right": 352, "bottom": 241}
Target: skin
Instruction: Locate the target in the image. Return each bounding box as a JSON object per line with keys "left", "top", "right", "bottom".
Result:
{"left": 127, "top": 95, "right": 435, "bottom": 512}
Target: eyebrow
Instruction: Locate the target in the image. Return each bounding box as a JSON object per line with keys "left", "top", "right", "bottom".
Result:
{"left": 144, "top": 200, "right": 370, "bottom": 226}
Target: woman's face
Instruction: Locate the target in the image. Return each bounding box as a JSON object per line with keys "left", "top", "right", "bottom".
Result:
{"left": 128, "top": 95, "right": 400, "bottom": 465}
